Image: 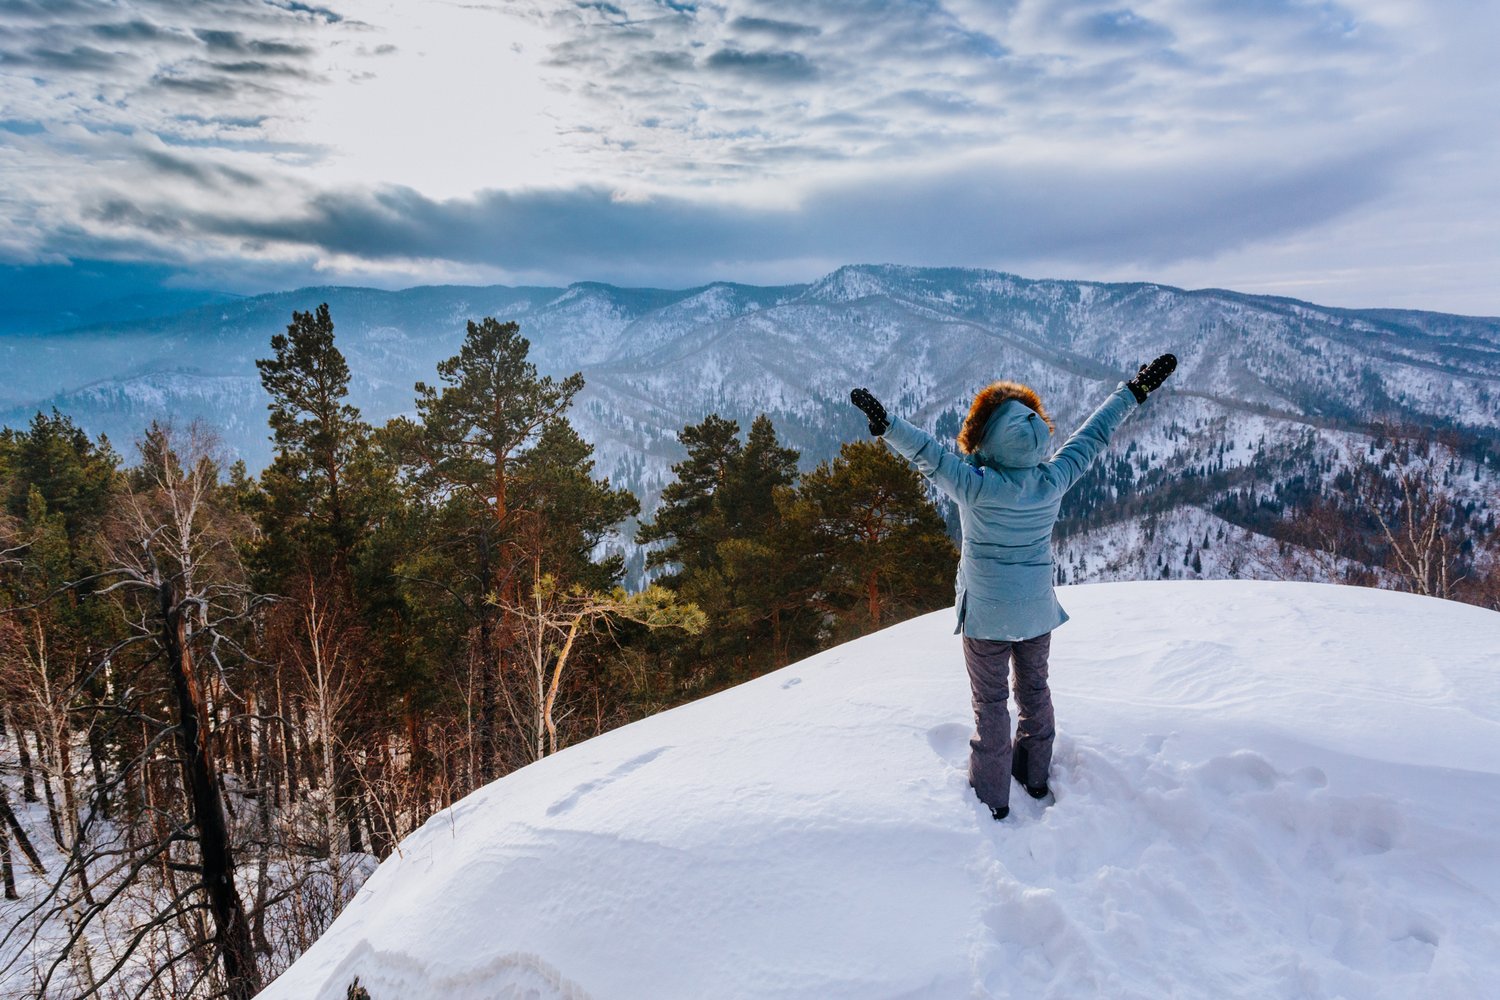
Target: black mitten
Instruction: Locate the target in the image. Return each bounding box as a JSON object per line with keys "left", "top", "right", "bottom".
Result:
{"left": 1126, "top": 353, "right": 1177, "bottom": 403}
{"left": 849, "top": 387, "right": 889, "bottom": 436}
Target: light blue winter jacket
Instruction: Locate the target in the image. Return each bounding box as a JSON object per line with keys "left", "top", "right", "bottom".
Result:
{"left": 880, "top": 384, "right": 1139, "bottom": 641}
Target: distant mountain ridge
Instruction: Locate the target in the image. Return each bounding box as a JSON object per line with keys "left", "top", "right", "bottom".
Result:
{"left": 4, "top": 264, "right": 1497, "bottom": 586}
{"left": 0, "top": 258, "right": 242, "bottom": 336}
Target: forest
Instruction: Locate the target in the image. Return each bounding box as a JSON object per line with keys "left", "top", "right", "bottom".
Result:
{"left": 0, "top": 306, "right": 960, "bottom": 998}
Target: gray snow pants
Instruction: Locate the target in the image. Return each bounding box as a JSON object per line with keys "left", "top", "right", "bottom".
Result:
{"left": 962, "top": 632, "right": 1054, "bottom": 811}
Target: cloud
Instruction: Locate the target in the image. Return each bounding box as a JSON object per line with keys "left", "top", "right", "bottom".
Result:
{"left": 208, "top": 59, "right": 321, "bottom": 79}
{"left": 150, "top": 74, "right": 251, "bottom": 96}
{"left": 272, "top": 1, "right": 344, "bottom": 25}
{"left": 874, "top": 89, "right": 986, "bottom": 118}
{"left": 139, "top": 148, "right": 219, "bottom": 184}
{"left": 0, "top": 0, "right": 96, "bottom": 19}
{"left": 729, "top": 16, "right": 822, "bottom": 39}
{"left": 89, "top": 197, "right": 187, "bottom": 236}
{"left": 2, "top": 0, "right": 1498, "bottom": 311}
{"left": 1071, "top": 9, "right": 1174, "bottom": 47}
{"left": 89, "top": 19, "right": 184, "bottom": 43}
{"left": 138, "top": 148, "right": 263, "bottom": 189}
{"left": 104, "top": 140, "right": 1396, "bottom": 288}
{"left": 4, "top": 44, "right": 129, "bottom": 71}
{"left": 704, "top": 47, "right": 818, "bottom": 82}
{"left": 193, "top": 28, "right": 316, "bottom": 57}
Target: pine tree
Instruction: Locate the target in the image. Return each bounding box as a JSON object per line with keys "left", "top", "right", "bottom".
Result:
{"left": 403, "top": 317, "right": 583, "bottom": 526}
{"left": 0, "top": 412, "right": 121, "bottom": 820}
{"left": 637, "top": 414, "right": 742, "bottom": 586}
{"left": 254, "top": 304, "right": 388, "bottom": 856}
{"left": 511, "top": 419, "right": 638, "bottom": 592}
{"left": 720, "top": 415, "right": 799, "bottom": 539}
{"left": 390, "top": 317, "right": 638, "bottom": 774}
{"left": 637, "top": 414, "right": 816, "bottom": 680}
{"left": 781, "top": 440, "right": 956, "bottom": 636}
{"left": 1, "top": 409, "right": 118, "bottom": 552}
{"left": 254, "top": 303, "right": 372, "bottom": 583}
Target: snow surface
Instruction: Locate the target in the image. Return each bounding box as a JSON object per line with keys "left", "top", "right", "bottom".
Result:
{"left": 261, "top": 581, "right": 1500, "bottom": 1000}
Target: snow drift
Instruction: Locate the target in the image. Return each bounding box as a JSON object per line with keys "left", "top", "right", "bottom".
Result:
{"left": 260, "top": 581, "right": 1500, "bottom": 999}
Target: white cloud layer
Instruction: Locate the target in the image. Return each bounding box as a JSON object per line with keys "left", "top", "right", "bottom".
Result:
{"left": 1, "top": 0, "right": 1496, "bottom": 312}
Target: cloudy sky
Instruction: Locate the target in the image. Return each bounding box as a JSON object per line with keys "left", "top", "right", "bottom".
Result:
{"left": 1, "top": 0, "right": 1496, "bottom": 312}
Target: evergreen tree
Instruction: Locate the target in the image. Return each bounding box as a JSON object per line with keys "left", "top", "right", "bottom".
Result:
{"left": 254, "top": 303, "right": 372, "bottom": 583}
{"left": 0, "top": 412, "right": 122, "bottom": 820}
{"left": 401, "top": 317, "right": 582, "bottom": 528}
{"left": 637, "top": 414, "right": 742, "bottom": 586}
{"left": 1, "top": 409, "right": 119, "bottom": 558}
{"left": 390, "top": 317, "right": 634, "bottom": 776}
{"left": 638, "top": 413, "right": 815, "bottom": 683}
{"left": 511, "top": 418, "right": 638, "bottom": 591}
{"left": 254, "top": 304, "right": 393, "bottom": 856}
{"left": 699, "top": 415, "right": 808, "bottom": 669}
{"left": 781, "top": 440, "right": 956, "bottom": 636}
{"left": 720, "top": 415, "right": 799, "bottom": 538}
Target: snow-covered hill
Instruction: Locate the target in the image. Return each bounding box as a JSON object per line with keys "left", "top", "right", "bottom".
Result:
{"left": 260, "top": 581, "right": 1500, "bottom": 1000}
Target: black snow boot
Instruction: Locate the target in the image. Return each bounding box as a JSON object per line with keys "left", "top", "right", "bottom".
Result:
{"left": 1012, "top": 744, "right": 1050, "bottom": 800}
{"left": 991, "top": 805, "right": 1009, "bottom": 821}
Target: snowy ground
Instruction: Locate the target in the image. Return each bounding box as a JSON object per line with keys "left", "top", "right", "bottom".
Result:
{"left": 261, "top": 581, "right": 1500, "bottom": 1000}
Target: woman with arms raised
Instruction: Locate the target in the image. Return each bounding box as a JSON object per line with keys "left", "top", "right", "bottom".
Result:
{"left": 849, "top": 354, "right": 1176, "bottom": 821}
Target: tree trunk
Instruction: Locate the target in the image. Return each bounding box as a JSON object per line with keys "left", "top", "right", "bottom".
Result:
{"left": 57, "top": 733, "right": 82, "bottom": 859}
{"left": 405, "top": 697, "right": 426, "bottom": 810}
{"left": 0, "top": 819, "right": 15, "bottom": 900}
{"left": 367, "top": 741, "right": 397, "bottom": 858}
{"left": 0, "top": 783, "right": 45, "bottom": 877}
{"left": 242, "top": 699, "right": 258, "bottom": 789}
{"left": 476, "top": 522, "right": 501, "bottom": 785}
{"left": 295, "top": 696, "right": 317, "bottom": 792}
{"left": 86, "top": 724, "right": 110, "bottom": 820}
{"left": 9, "top": 708, "right": 38, "bottom": 803}
{"left": 245, "top": 689, "right": 260, "bottom": 790}
{"left": 335, "top": 751, "right": 364, "bottom": 856}
{"left": 277, "top": 675, "right": 298, "bottom": 805}
{"left": 159, "top": 581, "right": 261, "bottom": 1000}
{"left": 542, "top": 618, "right": 583, "bottom": 758}
{"left": 772, "top": 608, "right": 784, "bottom": 665}
{"left": 37, "top": 730, "right": 64, "bottom": 848}
{"left": 251, "top": 711, "right": 274, "bottom": 957}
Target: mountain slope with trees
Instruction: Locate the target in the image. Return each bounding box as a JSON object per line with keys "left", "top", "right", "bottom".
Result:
{"left": 2, "top": 276, "right": 1497, "bottom": 995}
{"left": 3, "top": 265, "right": 1495, "bottom": 594}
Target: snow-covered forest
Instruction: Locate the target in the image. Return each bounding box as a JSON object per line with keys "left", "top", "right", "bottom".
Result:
{"left": 1, "top": 291, "right": 1497, "bottom": 997}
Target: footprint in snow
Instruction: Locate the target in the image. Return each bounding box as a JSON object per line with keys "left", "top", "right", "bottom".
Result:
{"left": 926, "top": 722, "right": 971, "bottom": 769}
{"left": 546, "top": 746, "right": 672, "bottom": 817}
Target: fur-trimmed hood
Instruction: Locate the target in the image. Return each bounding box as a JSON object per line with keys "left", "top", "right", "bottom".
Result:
{"left": 960, "top": 382, "right": 1054, "bottom": 469}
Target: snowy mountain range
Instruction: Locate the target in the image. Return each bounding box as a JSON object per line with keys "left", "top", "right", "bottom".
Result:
{"left": 4, "top": 264, "right": 1498, "bottom": 583}
{"left": 258, "top": 580, "right": 1500, "bottom": 999}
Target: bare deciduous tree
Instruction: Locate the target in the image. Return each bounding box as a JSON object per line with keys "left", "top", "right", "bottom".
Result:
{"left": 1357, "top": 464, "right": 1465, "bottom": 599}
{"left": 498, "top": 569, "right": 705, "bottom": 760}
{"left": 0, "top": 423, "right": 269, "bottom": 1000}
